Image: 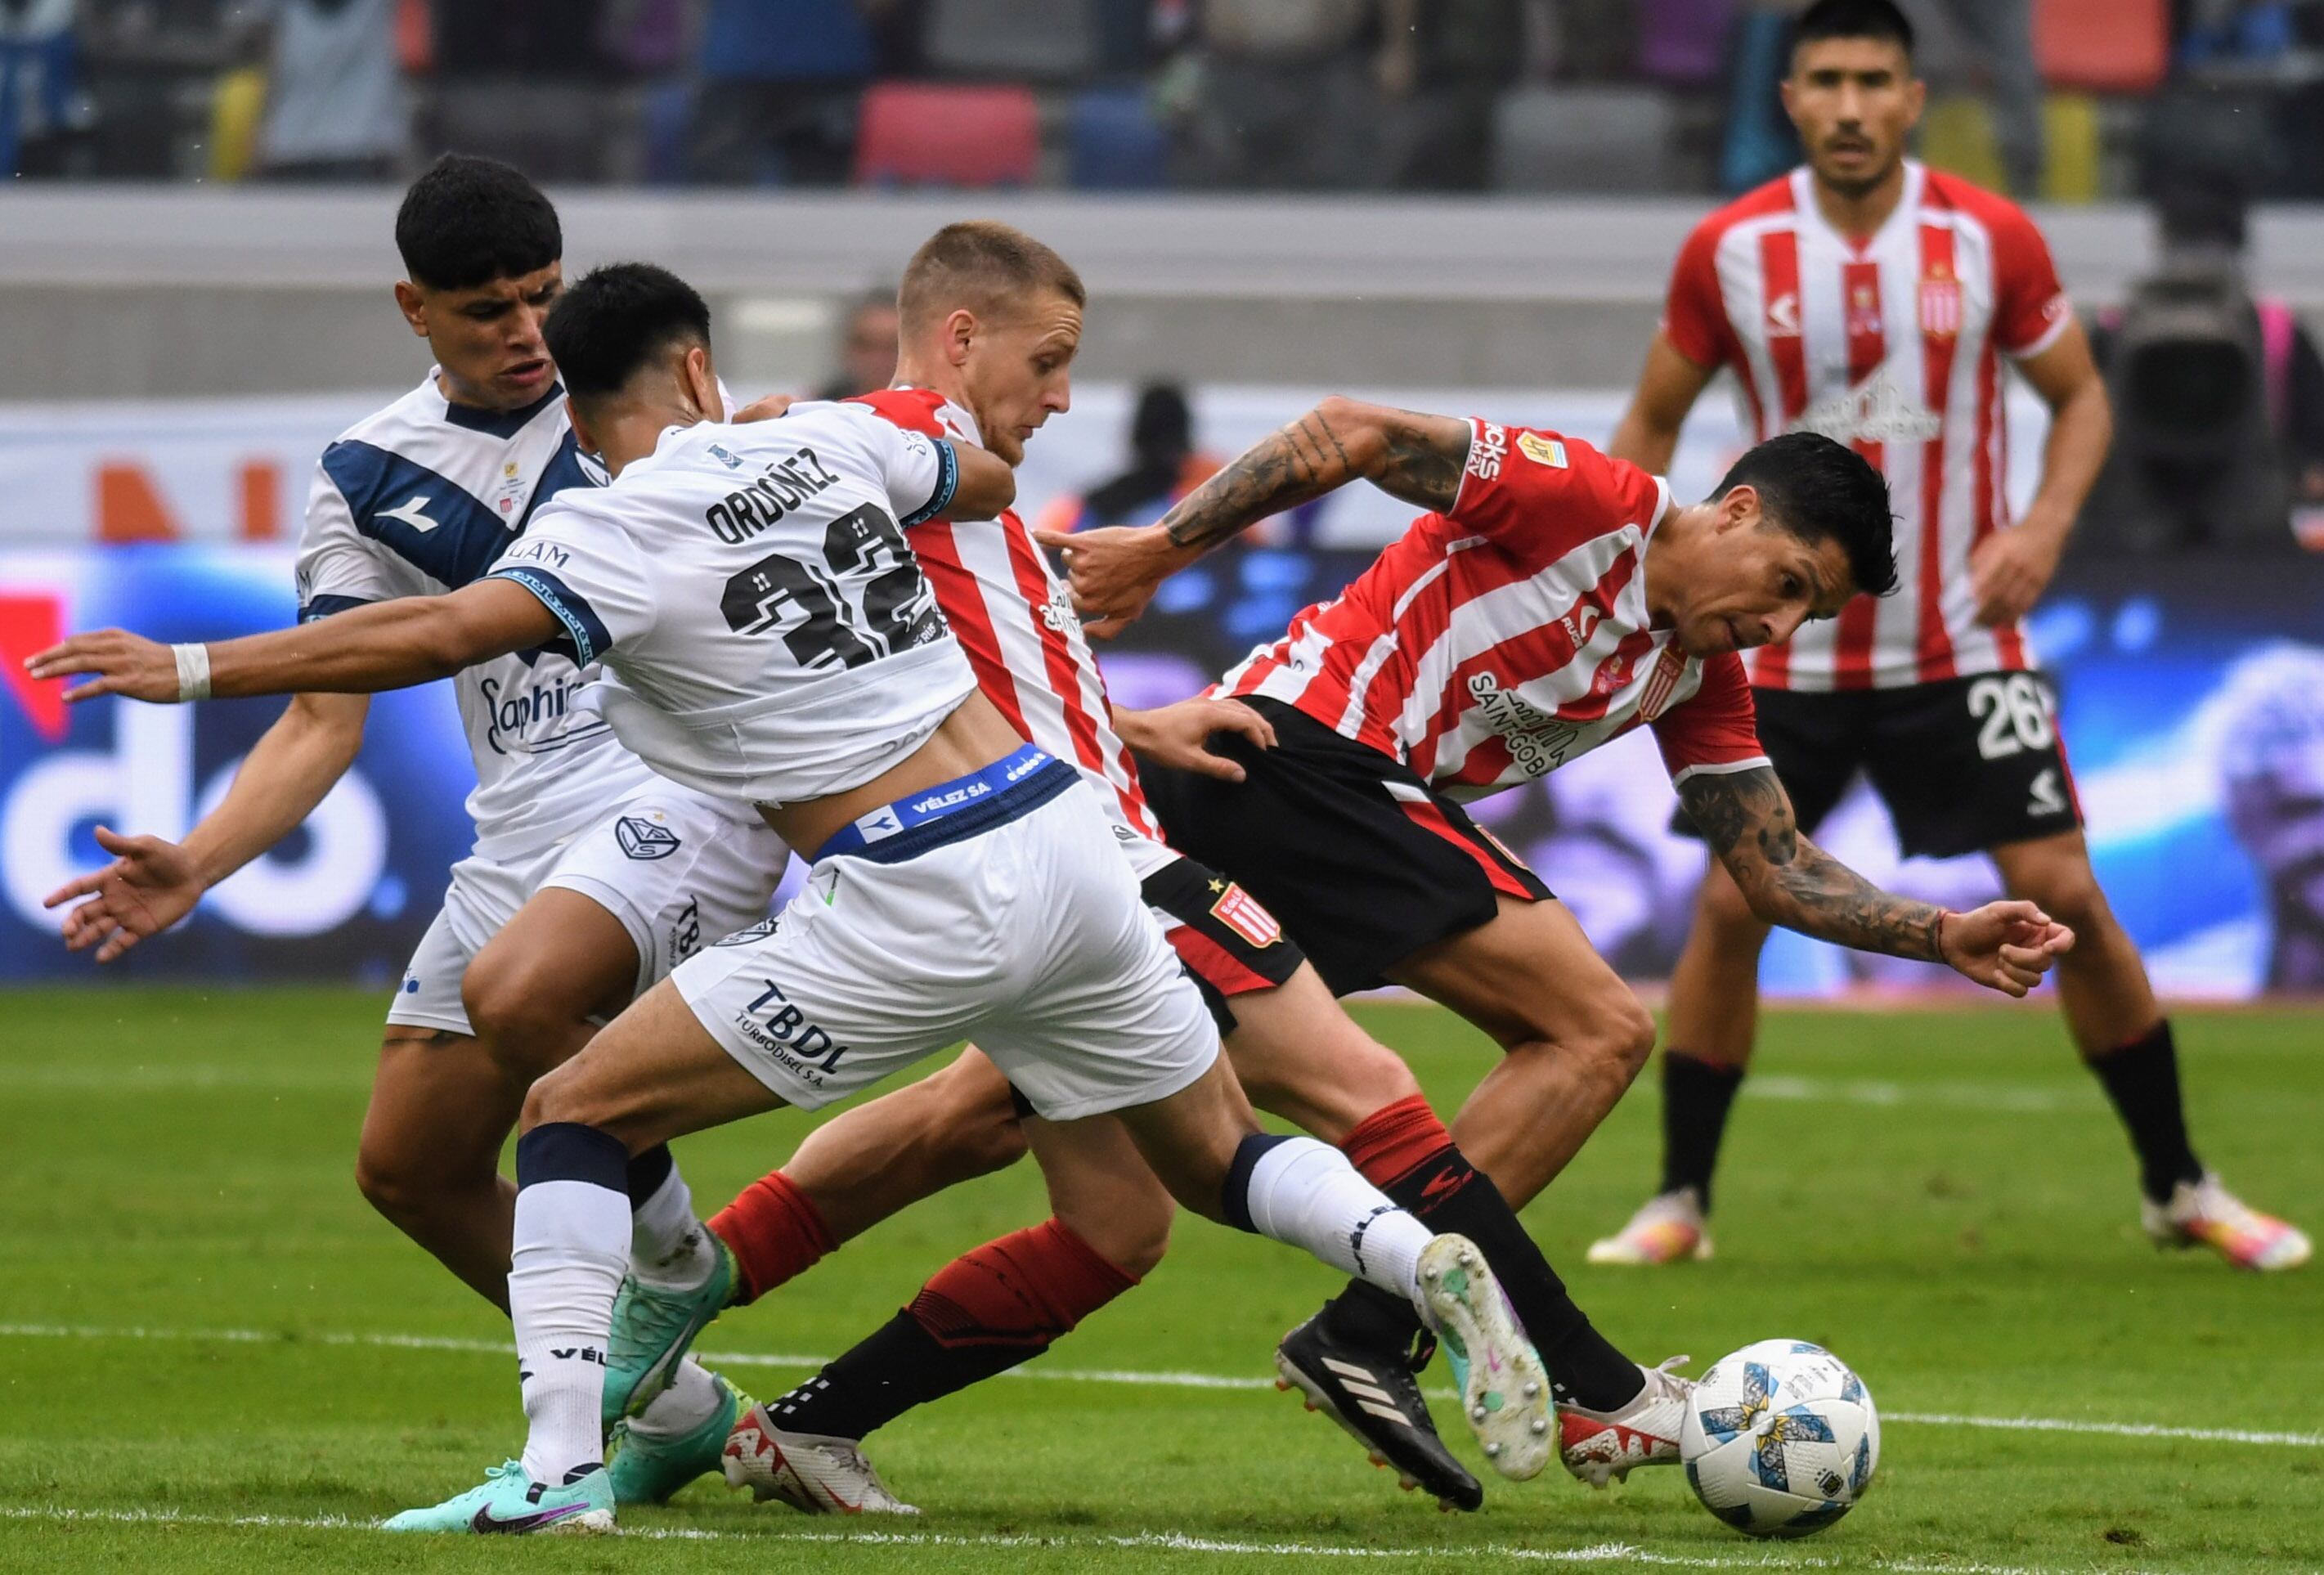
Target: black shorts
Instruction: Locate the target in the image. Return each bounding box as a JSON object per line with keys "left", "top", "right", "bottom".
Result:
{"left": 1139, "top": 697, "right": 1552, "bottom": 996}
{"left": 1669, "top": 673, "right": 2084, "bottom": 859}
{"left": 1142, "top": 853, "right": 1306, "bottom": 1034}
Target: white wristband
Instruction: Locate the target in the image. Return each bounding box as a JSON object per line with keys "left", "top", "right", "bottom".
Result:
{"left": 172, "top": 642, "right": 213, "bottom": 702}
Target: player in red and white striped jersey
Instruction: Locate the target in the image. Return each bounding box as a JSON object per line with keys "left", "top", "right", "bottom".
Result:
{"left": 1593, "top": 0, "right": 2306, "bottom": 1273}
{"left": 1054, "top": 388, "right": 2078, "bottom": 1474}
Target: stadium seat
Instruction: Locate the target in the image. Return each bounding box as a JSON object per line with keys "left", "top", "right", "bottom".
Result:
{"left": 2040, "top": 92, "right": 2102, "bottom": 204}
{"left": 1637, "top": 0, "right": 1738, "bottom": 88}
{"left": 1068, "top": 87, "right": 1168, "bottom": 190}
{"left": 1492, "top": 87, "right": 1676, "bottom": 194}
{"left": 923, "top": 0, "right": 1099, "bottom": 83}
{"left": 2034, "top": 0, "right": 2168, "bottom": 94}
{"left": 853, "top": 83, "right": 1040, "bottom": 188}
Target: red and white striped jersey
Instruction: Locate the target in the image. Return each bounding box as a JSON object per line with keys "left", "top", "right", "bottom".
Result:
{"left": 850, "top": 387, "right": 1178, "bottom": 877}
{"left": 1663, "top": 160, "right": 2071, "bottom": 691}
{"left": 1217, "top": 420, "right": 1770, "bottom": 800}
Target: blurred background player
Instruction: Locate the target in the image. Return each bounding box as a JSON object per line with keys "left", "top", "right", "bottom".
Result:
{"left": 813, "top": 285, "right": 902, "bottom": 401}
{"left": 1588, "top": 0, "right": 2308, "bottom": 1273}
{"left": 1034, "top": 380, "right": 1222, "bottom": 535}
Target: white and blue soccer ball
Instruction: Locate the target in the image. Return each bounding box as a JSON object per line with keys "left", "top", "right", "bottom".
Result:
{"left": 1680, "top": 1339, "right": 1879, "bottom": 1539}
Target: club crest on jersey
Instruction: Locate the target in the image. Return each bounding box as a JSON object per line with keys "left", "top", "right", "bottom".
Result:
{"left": 616, "top": 814, "right": 682, "bottom": 860}
{"left": 1516, "top": 433, "right": 1568, "bottom": 469}
{"left": 1467, "top": 422, "right": 1509, "bottom": 482}
{"left": 1209, "top": 882, "right": 1283, "bottom": 949}
{"left": 1920, "top": 269, "right": 1962, "bottom": 337}
{"left": 1846, "top": 282, "right": 1882, "bottom": 340}
{"left": 1637, "top": 645, "right": 1688, "bottom": 721}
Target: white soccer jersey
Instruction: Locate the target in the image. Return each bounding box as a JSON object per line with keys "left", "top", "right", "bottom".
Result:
{"left": 294, "top": 368, "right": 655, "bottom": 859}
{"left": 490, "top": 403, "right": 976, "bottom": 807}
{"left": 1663, "top": 161, "right": 2073, "bottom": 692}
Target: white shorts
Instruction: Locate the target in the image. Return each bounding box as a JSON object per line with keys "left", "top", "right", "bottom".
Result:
{"left": 388, "top": 788, "right": 788, "bottom": 1038}
{"left": 672, "top": 755, "right": 1219, "bottom": 1122}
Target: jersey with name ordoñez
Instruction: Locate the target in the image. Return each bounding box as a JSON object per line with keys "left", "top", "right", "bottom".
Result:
{"left": 1217, "top": 420, "right": 1769, "bottom": 798}
{"left": 489, "top": 402, "right": 974, "bottom": 809}
{"left": 293, "top": 368, "right": 654, "bottom": 859}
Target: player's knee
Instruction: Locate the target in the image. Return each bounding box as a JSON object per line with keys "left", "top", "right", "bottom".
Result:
{"left": 924, "top": 1061, "right": 1033, "bottom": 1178}
{"left": 1599, "top": 990, "right": 1660, "bottom": 1080}
{"left": 460, "top": 962, "right": 578, "bottom": 1078}
{"left": 1697, "top": 868, "right": 1765, "bottom": 935}
{"left": 354, "top": 1138, "right": 437, "bottom": 1227}
{"left": 518, "top": 1062, "right": 594, "bottom": 1133}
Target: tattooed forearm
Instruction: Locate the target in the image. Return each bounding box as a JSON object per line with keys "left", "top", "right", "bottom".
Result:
{"left": 1160, "top": 398, "right": 1472, "bottom": 551}
{"left": 1164, "top": 410, "right": 1351, "bottom": 550}
{"left": 1679, "top": 766, "right": 1946, "bottom": 961}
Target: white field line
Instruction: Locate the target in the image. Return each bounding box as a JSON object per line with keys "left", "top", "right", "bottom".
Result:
{"left": 0, "top": 1503, "right": 2168, "bottom": 1575}
{"left": 2, "top": 1321, "right": 2317, "bottom": 1450}
{"left": 1739, "top": 1075, "right": 2084, "bottom": 1115}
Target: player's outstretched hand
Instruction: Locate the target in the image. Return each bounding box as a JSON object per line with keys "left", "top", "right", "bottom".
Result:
{"left": 1114, "top": 697, "right": 1277, "bottom": 783}
{"left": 1939, "top": 900, "right": 2075, "bottom": 997}
{"left": 25, "top": 629, "right": 181, "bottom": 703}
{"left": 1032, "top": 523, "right": 1189, "bottom": 639}
{"left": 43, "top": 825, "right": 206, "bottom": 962}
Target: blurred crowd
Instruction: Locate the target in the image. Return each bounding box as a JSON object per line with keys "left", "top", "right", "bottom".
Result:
{"left": 7, "top": 0, "right": 2324, "bottom": 197}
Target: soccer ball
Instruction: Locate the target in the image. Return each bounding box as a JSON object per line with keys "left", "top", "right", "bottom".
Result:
{"left": 1680, "top": 1339, "right": 1879, "bottom": 1539}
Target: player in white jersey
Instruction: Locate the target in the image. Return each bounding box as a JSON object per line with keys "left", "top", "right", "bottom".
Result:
{"left": 38, "top": 159, "right": 787, "bottom": 1457}
{"left": 34, "top": 262, "right": 1550, "bottom": 1533}
{"left": 1590, "top": 0, "right": 2306, "bottom": 1272}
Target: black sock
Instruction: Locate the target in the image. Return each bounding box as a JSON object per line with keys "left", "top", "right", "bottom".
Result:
{"left": 1658, "top": 1051, "right": 1745, "bottom": 1212}
{"left": 1328, "top": 1144, "right": 1644, "bottom": 1413}
{"left": 2087, "top": 1020, "right": 2204, "bottom": 1203}
{"left": 765, "top": 1310, "right": 1025, "bottom": 1443}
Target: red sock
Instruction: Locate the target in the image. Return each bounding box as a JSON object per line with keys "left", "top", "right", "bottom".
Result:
{"left": 909, "top": 1218, "right": 1137, "bottom": 1349}
{"left": 1339, "top": 1093, "right": 1455, "bottom": 1191}
{"left": 709, "top": 1171, "right": 837, "bottom": 1305}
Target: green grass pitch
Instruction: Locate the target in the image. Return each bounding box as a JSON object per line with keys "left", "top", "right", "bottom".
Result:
{"left": 3, "top": 986, "right": 2319, "bottom": 1573}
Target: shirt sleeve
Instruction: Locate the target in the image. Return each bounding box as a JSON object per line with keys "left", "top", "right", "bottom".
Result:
{"left": 1662, "top": 217, "right": 1734, "bottom": 370}
{"left": 292, "top": 455, "right": 411, "bottom": 622}
{"left": 844, "top": 406, "right": 958, "bottom": 527}
{"left": 487, "top": 502, "right": 657, "bottom": 668}
{"left": 1653, "top": 653, "right": 1771, "bottom": 785}
{"left": 1443, "top": 420, "right": 1669, "bottom": 565}
{"left": 1990, "top": 202, "right": 2073, "bottom": 360}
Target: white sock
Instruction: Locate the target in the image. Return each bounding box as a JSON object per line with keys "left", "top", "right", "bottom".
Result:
{"left": 630, "top": 1161, "right": 716, "bottom": 1290}
{"left": 1236, "top": 1135, "right": 1429, "bottom": 1304}
{"left": 511, "top": 1178, "right": 631, "bottom": 1483}
{"left": 630, "top": 1357, "right": 725, "bottom": 1439}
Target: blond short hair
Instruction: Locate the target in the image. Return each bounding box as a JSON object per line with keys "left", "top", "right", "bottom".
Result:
{"left": 899, "top": 221, "right": 1085, "bottom": 332}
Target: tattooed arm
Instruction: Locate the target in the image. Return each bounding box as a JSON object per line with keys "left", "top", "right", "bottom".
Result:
{"left": 1679, "top": 765, "right": 2075, "bottom": 994}
{"left": 1034, "top": 398, "right": 1474, "bottom": 636}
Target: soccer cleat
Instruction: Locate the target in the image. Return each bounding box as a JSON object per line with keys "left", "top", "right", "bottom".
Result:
{"left": 1273, "top": 1310, "right": 1483, "bottom": 1511}
{"left": 381, "top": 1461, "right": 614, "bottom": 1535}
{"left": 722, "top": 1401, "right": 919, "bottom": 1514}
{"left": 603, "top": 1232, "right": 738, "bottom": 1420}
{"left": 1559, "top": 1356, "right": 1694, "bottom": 1488}
{"left": 2142, "top": 1173, "right": 2312, "bottom": 1272}
{"left": 1414, "top": 1234, "right": 1554, "bottom": 1483}
{"left": 1586, "top": 1190, "right": 1712, "bottom": 1266}
{"left": 607, "top": 1374, "right": 751, "bottom": 1505}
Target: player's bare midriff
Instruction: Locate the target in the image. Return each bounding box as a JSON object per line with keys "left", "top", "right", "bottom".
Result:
{"left": 753, "top": 688, "right": 1027, "bottom": 855}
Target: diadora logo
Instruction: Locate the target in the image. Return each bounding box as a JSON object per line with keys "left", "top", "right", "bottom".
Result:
{"left": 616, "top": 814, "right": 682, "bottom": 860}
{"left": 716, "top": 918, "right": 778, "bottom": 947}
{"left": 1005, "top": 751, "right": 1051, "bottom": 783}
{"left": 1467, "top": 422, "right": 1509, "bottom": 482}
{"left": 378, "top": 495, "right": 442, "bottom": 535}
{"left": 856, "top": 807, "right": 904, "bottom": 841}
{"left": 1792, "top": 367, "right": 1940, "bottom": 446}
{"left": 1765, "top": 291, "right": 1801, "bottom": 339}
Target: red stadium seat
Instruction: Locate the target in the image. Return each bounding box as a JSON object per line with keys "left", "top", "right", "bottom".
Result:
{"left": 853, "top": 83, "right": 1041, "bottom": 188}
{"left": 2034, "top": 0, "right": 2169, "bottom": 94}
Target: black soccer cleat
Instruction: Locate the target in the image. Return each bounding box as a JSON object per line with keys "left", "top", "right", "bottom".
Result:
{"left": 1274, "top": 1309, "right": 1484, "bottom": 1512}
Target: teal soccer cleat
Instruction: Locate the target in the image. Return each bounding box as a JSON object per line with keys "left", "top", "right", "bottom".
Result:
{"left": 381, "top": 1461, "right": 614, "bottom": 1535}
{"left": 603, "top": 1232, "right": 738, "bottom": 1420}
{"left": 608, "top": 1374, "right": 751, "bottom": 1505}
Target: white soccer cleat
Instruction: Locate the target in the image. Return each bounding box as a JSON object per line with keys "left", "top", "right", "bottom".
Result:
{"left": 721, "top": 1402, "right": 919, "bottom": 1515}
{"left": 1586, "top": 1191, "right": 1712, "bottom": 1267}
{"left": 2142, "top": 1173, "right": 2311, "bottom": 1272}
{"left": 1414, "top": 1234, "right": 1555, "bottom": 1483}
{"left": 1559, "top": 1356, "right": 1694, "bottom": 1488}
